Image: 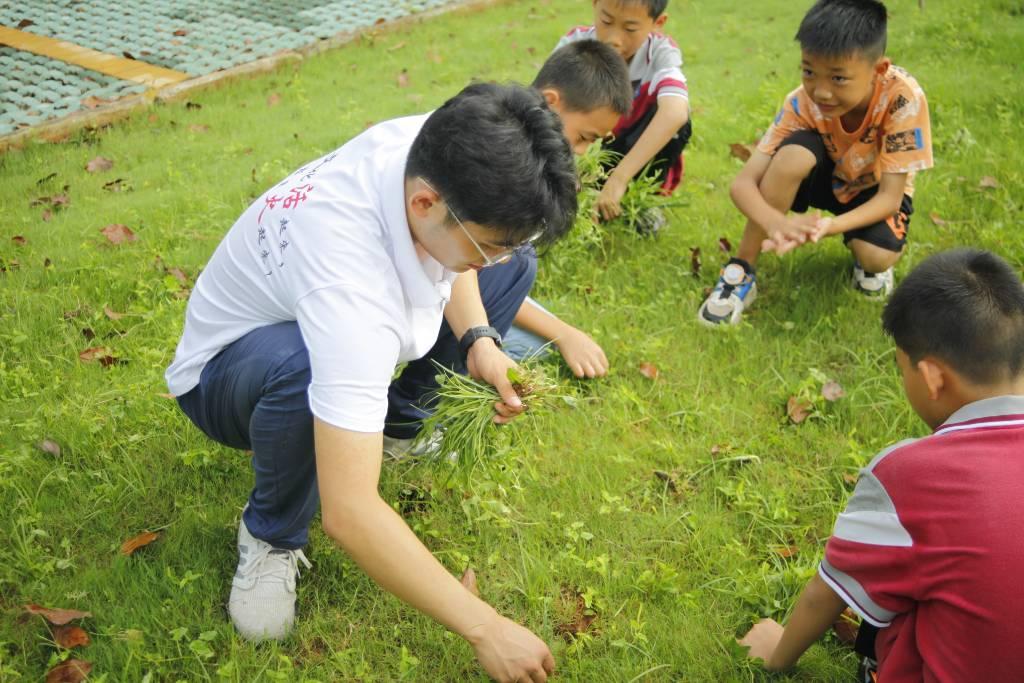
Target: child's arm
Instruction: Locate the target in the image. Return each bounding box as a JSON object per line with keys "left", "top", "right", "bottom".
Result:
{"left": 595, "top": 96, "right": 690, "bottom": 221}
{"left": 812, "top": 172, "right": 908, "bottom": 239}
{"left": 513, "top": 300, "right": 608, "bottom": 379}
{"left": 730, "top": 150, "right": 821, "bottom": 246}
{"left": 739, "top": 573, "right": 848, "bottom": 671}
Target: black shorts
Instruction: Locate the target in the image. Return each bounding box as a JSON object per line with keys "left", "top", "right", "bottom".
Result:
{"left": 777, "top": 130, "right": 912, "bottom": 253}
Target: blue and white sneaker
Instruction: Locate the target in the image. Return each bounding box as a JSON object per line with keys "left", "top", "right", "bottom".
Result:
{"left": 698, "top": 261, "right": 757, "bottom": 326}
{"left": 852, "top": 263, "right": 894, "bottom": 299}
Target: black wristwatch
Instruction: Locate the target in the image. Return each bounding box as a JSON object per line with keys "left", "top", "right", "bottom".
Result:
{"left": 459, "top": 325, "right": 502, "bottom": 359}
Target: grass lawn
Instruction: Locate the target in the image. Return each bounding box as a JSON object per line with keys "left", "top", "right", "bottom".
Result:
{"left": 1, "top": 0, "right": 1022, "bottom": 679}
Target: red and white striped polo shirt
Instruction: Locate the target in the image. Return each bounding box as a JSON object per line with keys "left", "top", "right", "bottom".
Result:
{"left": 821, "top": 395, "right": 1024, "bottom": 682}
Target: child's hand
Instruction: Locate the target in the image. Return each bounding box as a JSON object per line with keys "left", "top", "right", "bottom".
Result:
{"left": 595, "top": 176, "right": 628, "bottom": 222}
{"left": 555, "top": 328, "right": 608, "bottom": 379}
{"left": 738, "top": 618, "right": 785, "bottom": 670}
{"left": 762, "top": 213, "right": 825, "bottom": 255}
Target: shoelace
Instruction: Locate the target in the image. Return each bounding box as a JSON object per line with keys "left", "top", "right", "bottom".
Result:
{"left": 239, "top": 544, "right": 311, "bottom": 586}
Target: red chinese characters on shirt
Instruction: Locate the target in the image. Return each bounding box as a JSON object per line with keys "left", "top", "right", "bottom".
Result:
{"left": 258, "top": 183, "right": 314, "bottom": 224}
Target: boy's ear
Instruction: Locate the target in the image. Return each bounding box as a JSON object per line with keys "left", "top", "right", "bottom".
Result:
{"left": 653, "top": 13, "right": 668, "bottom": 31}
{"left": 917, "top": 357, "right": 947, "bottom": 401}
{"left": 539, "top": 87, "right": 562, "bottom": 111}
{"left": 874, "top": 56, "right": 892, "bottom": 76}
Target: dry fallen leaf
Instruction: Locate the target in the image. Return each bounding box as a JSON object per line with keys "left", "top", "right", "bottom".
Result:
{"left": 45, "top": 658, "right": 92, "bottom": 683}
{"left": 267, "top": 92, "right": 281, "bottom": 107}
{"left": 842, "top": 472, "right": 859, "bottom": 486}
{"left": 773, "top": 545, "right": 799, "bottom": 558}
{"left": 12, "top": 235, "right": 27, "bottom": 245}
{"left": 555, "top": 589, "right": 597, "bottom": 641}
{"left": 24, "top": 605, "right": 92, "bottom": 625}
{"left": 120, "top": 530, "right": 160, "bottom": 556}
{"left": 928, "top": 212, "right": 947, "bottom": 227}
{"left": 387, "top": 41, "right": 407, "bottom": 51}
{"left": 85, "top": 157, "right": 113, "bottom": 173}
{"left": 786, "top": 396, "right": 813, "bottom": 424}
{"left": 100, "top": 224, "right": 136, "bottom": 244}
{"left": 38, "top": 439, "right": 62, "bottom": 457}
{"left": 729, "top": 143, "right": 754, "bottom": 162}
{"left": 832, "top": 608, "right": 859, "bottom": 646}
{"left": 78, "top": 347, "right": 119, "bottom": 367}
{"left": 396, "top": 69, "right": 410, "bottom": 88}
{"left": 639, "top": 362, "right": 660, "bottom": 380}
{"left": 103, "top": 306, "right": 126, "bottom": 320}
{"left": 718, "top": 236, "right": 732, "bottom": 253}
{"left": 53, "top": 624, "right": 91, "bottom": 649}
{"left": 690, "top": 246, "right": 702, "bottom": 277}
{"left": 979, "top": 175, "right": 999, "bottom": 189}
{"left": 653, "top": 469, "right": 678, "bottom": 492}
{"left": 821, "top": 380, "right": 845, "bottom": 402}
{"left": 460, "top": 567, "right": 479, "bottom": 597}
{"left": 188, "top": 124, "right": 210, "bottom": 133}
{"left": 166, "top": 267, "right": 189, "bottom": 286}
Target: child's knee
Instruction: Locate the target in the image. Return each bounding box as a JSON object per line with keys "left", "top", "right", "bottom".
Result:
{"left": 848, "top": 239, "right": 903, "bottom": 272}
{"left": 763, "top": 145, "right": 818, "bottom": 186}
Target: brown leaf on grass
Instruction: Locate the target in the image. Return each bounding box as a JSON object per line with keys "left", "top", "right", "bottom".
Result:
{"left": 821, "top": 380, "right": 845, "bottom": 402}
{"left": 12, "top": 235, "right": 27, "bottom": 245}
{"left": 85, "top": 156, "right": 113, "bottom": 173}
{"left": 188, "top": 124, "right": 210, "bottom": 133}
{"left": 639, "top": 362, "right": 660, "bottom": 380}
{"left": 31, "top": 192, "right": 70, "bottom": 209}
{"left": 148, "top": 113, "right": 159, "bottom": 123}
{"left": 460, "top": 567, "right": 479, "bottom": 597}
{"left": 103, "top": 306, "right": 125, "bottom": 320}
{"left": 24, "top": 605, "right": 92, "bottom": 625}
{"left": 979, "top": 175, "right": 999, "bottom": 189}
{"left": 729, "top": 143, "right": 754, "bottom": 162}
{"left": 81, "top": 96, "right": 108, "bottom": 110}
{"left": 45, "top": 658, "right": 92, "bottom": 683}
{"left": 120, "top": 530, "right": 160, "bottom": 556}
{"left": 786, "top": 396, "right": 813, "bottom": 424}
{"left": 42, "top": 209, "right": 53, "bottom": 222}
{"left": 396, "top": 69, "right": 410, "bottom": 88}
{"left": 843, "top": 472, "right": 859, "bottom": 486}
{"left": 555, "top": 589, "right": 597, "bottom": 641}
{"left": 387, "top": 41, "right": 407, "bottom": 51}
{"left": 185, "top": 101, "right": 201, "bottom": 110}
{"left": 653, "top": 469, "right": 678, "bottom": 492}
{"left": 102, "top": 178, "right": 127, "bottom": 192}
{"left": 717, "top": 237, "right": 732, "bottom": 253}
{"left": 81, "top": 327, "right": 95, "bottom": 340}
{"left": 37, "top": 172, "right": 58, "bottom": 185}
{"left": 690, "top": 246, "right": 702, "bottom": 277}
{"left": 38, "top": 439, "right": 62, "bottom": 457}
{"left": 267, "top": 92, "right": 281, "bottom": 107}
{"left": 773, "top": 545, "right": 799, "bottom": 558}
{"left": 173, "top": 28, "right": 188, "bottom": 36}
{"left": 166, "top": 267, "right": 189, "bottom": 286}
{"left": 929, "top": 212, "right": 947, "bottom": 227}
{"left": 832, "top": 608, "right": 860, "bottom": 646}
{"left": 53, "top": 624, "right": 91, "bottom": 649}
{"left": 426, "top": 49, "right": 443, "bottom": 64}
{"left": 78, "top": 347, "right": 119, "bottom": 367}
{"left": 100, "top": 224, "right": 136, "bottom": 244}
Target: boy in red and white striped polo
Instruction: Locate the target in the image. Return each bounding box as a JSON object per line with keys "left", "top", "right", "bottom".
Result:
{"left": 740, "top": 249, "right": 1024, "bottom": 682}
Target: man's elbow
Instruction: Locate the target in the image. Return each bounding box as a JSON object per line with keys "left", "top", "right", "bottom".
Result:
{"left": 321, "top": 495, "right": 378, "bottom": 543}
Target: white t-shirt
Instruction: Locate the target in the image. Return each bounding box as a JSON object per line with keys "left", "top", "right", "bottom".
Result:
{"left": 165, "top": 114, "right": 457, "bottom": 432}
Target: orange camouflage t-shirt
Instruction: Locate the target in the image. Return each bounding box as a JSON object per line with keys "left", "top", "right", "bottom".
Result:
{"left": 757, "top": 65, "right": 933, "bottom": 204}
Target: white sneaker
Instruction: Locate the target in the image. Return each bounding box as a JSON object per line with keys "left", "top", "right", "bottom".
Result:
{"left": 852, "top": 263, "right": 894, "bottom": 299}
{"left": 382, "top": 429, "right": 454, "bottom": 462}
{"left": 229, "top": 516, "right": 311, "bottom": 641}
{"left": 698, "top": 262, "right": 758, "bottom": 326}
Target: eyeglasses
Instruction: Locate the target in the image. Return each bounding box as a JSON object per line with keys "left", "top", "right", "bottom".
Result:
{"left": 421, "top": 178, "right": 537, "bottom": 268}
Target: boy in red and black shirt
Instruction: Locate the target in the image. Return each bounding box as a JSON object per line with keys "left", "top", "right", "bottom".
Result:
{"left": 558, "top": 0, "right": 691, "bottom": 233}
{"left": 740, "top": 248, "right": 1024, "bottom": 682}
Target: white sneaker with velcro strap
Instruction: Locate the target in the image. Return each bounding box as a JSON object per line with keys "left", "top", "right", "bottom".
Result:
{"left": 698, "top": 262, "right": 758, "bottom": 326}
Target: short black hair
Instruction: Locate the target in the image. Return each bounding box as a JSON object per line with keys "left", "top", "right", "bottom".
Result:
{"left": 883, "top": 249, "right": 1024, "bottom": 384}
{"left": 532, "top": 41, "right": 632, "bottom": 116}
{"left": 796, "top": 0, "right": 888, "bottom": 61}
{"left": 622, "top": 0, "right": 669, "bottom": 20}
{"left": 406, "top": 82, "right": 578, "bottom": 249}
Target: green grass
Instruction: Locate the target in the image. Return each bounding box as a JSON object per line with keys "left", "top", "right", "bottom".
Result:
{"left": 2, "top": 0, "right": 1023, "bottom": 679}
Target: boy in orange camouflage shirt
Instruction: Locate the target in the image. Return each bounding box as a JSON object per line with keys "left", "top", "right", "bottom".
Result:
{"left": 699, "top": 0, "right": 932, "bottom": 326}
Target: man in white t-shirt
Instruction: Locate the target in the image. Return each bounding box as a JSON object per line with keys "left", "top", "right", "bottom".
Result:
{"left": 166, "top": 83, "right": 578, "bottom": 682}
